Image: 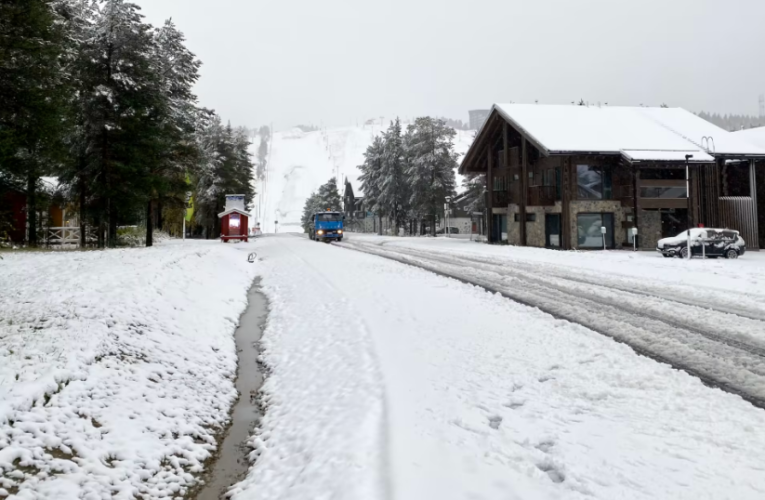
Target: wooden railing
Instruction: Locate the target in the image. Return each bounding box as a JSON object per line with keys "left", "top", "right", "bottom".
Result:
{"left": 46, "top": 227, "right": 96, "bottom": 245}
{"left": 527, "top": 186, "right": 559, "bottom": 206}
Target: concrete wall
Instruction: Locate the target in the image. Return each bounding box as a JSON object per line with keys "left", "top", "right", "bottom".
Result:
{"left": 502, "top": 200, "right": 664, "bottom": 250}
{"left": 569, "top": 200, "right": 626, "bottom": 250}
{"left": 637, "top": 210, "right": 662, "bottom": 250}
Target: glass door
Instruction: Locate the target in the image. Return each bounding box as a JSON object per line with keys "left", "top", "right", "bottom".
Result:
{"left": 545, "top": 214, "right": 562, "bottom": 248}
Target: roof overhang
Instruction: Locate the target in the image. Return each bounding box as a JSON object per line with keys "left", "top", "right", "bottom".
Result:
{"left": 218, "top": 208, "right": 251, "bottom": 218}
{"left": 621, "top": 149, "right": 715, "bottom": 164}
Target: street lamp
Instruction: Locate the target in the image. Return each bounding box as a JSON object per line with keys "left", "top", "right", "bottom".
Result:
{"left": 685, "top": 154, "right": 693, "bottom": 259}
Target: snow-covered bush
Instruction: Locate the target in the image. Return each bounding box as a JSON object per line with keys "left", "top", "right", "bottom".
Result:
{"left": 118, "top": 227, "right": 172, "bottom": 247}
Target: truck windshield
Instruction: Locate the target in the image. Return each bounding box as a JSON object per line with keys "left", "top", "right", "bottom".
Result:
{"left": 317, "top": 214, "right": 342, "bottom": 222}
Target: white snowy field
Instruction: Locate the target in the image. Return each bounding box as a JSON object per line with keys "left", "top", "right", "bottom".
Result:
{"left": 253, "top": 121, "right": 474, "bottom": 233}
{"left": 231, "top": 235, "right": 765, "bottom": 500}
{"left": 0, "top": 242, "right": 257, "bottom": 499}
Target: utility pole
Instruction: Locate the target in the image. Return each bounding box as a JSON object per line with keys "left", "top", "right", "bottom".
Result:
{"left": 685, "top": 154, "right": 694, "bottom": 259}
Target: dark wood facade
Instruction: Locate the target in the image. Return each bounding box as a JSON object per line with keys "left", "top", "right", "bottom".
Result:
{"left": 461, "top": 109, "right": 763, "bottom": 250}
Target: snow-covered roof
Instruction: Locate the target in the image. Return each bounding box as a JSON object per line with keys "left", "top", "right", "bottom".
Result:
{"left": 734, "top": 126, "right": 765, "bottom": 150}
{"left": 218, "top": 208, "right": 251, "bottom": 218}
{"left": 490, "top": 104, "right": 765, "bottom": 158}
{"left": 621, "top": 149, "right": 715, "bottom": 163}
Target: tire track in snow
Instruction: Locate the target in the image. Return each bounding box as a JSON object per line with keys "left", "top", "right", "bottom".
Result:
{"left": 335, "top": 240, "right": 765, "bottom": 409}
{"left": 374, "top": 240, "right": 765, "bottom": 322}
{"left": 347, "top": 241, "right": 765, "bottom": 355}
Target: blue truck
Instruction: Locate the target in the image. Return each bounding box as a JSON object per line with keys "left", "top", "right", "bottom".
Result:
{"left": 309, "top": 211, "right": 345, "bottom": 242}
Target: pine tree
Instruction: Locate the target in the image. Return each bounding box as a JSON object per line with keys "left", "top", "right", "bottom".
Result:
{"left": 377, "top": 119, "right": 408, "bottom": 234}
{"left": 300, "top": 177, "right": 341, "bottom": 233}
{"left": 359, "top": 135, "right": 384, "bottom": 231}
{"left": 193, "top": 113, "right": 255, "bottom": 239}
{"left": 71, "top": 0, "right": 160, "bottom": 247}
{"left": 0, "top": 0, "right": 71, "bottom": 246}
{"left": 405, "top": 117, "right": 457, "bottom": 236}
{"left": 142, "top": 18, "right": 201, "bottom": 246}
{"left": 316, "top": 177, "right": 342, "bottom": 211}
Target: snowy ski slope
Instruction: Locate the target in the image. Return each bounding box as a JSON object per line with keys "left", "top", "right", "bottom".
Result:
{"left": 252, "top": 120, "right": 475, "bottom": 233}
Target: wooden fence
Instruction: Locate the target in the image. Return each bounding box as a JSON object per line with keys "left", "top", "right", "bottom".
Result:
{"left": 719, "top": 197, "right": 759, "bottom": 250}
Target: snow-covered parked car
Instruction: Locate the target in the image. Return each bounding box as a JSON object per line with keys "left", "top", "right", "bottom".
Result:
{"left": 657, "top": 228, "right": 746, "bottom": 259}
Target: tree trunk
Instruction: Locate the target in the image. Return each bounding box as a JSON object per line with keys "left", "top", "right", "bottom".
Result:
{"left": 146, "top": 200, "right": 153, "bottom": 247}
{"left": 26, "top": 173, "right": 38, "bottom": 247}
{"left": 97, "top": 208, "right": 105, "bottom": 249}
{"left": 108, "top": 206, "right": 117, "bottom": 248}
{"left": 157, "top": 199, "right": 163, "bottom": 231}
{"left": 431, "top": 212, "right": 436, "bottom": 237}
{"left": 79, "top": 176, "right": 86, "bottom": 248}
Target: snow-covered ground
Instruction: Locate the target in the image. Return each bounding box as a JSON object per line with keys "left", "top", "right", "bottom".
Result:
{"left": 253, "top": 121, "right": 474, "bottom": 233}
{"left": 4, "top": 236, "right": 765, "bottom": 500}
{"left": 338, "top": 235, "right": 765, "bottom": 406}
{"left": 231, "top": 235, "right": 765, "bottom": 500}
{"left": 0, "top": 242, "right": 257, "bottom": 499}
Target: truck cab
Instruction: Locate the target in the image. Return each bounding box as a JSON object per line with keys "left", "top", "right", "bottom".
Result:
{"left": 310, "top": 211, "right": 344, "bottom": 242}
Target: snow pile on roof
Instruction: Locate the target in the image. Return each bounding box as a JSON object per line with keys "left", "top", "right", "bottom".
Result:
{"left": 0, "top": 242, "right": 258, "bottom": 498}
{"left": 219, "top": 194, "right": 251, "bottom": 218}
{"left": 492, "top": 104, "right": 765, "bottom": 159}
{"left": 734, "top": 125, "right": 765, "bottom": 149}
{"left": 621, "top": 149, "right": 713, "bottom": 162}
{"left": 253, "top": 120, "right": 475, "bottom": 232}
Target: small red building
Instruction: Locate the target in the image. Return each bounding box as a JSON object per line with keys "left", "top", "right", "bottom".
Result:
{"left": 218, "top": 194, "right": 250, "bottom": 243}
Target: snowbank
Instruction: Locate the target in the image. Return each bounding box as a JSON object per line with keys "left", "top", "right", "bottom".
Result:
{"left": 0, "top": 241, "right": 257, "bottom": 499}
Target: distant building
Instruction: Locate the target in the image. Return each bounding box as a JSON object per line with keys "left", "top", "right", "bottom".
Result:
{"left": 469, "top": 109, "right": 490, "bottom": 131}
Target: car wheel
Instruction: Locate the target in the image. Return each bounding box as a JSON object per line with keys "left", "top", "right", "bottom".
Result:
{"left": 679, "top": 247, "right": 689, "bottom": 259}
{"left": 662, "top": 254, "right": 672, "bottom": 258}
{"left": 725, "top": 249, "right": 739, "bottom": 259}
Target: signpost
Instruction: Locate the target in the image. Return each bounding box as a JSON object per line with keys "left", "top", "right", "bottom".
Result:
{"left": 631, "top": 227, "right": 638, "bottom": 252}
{"left": 600, "top": 226, "right": 607, "bottom": 251}
{"left": 685, "top": 154, "right": 694, "bottom": 260}
{"left": 444, "top": 197, "right": 452, "bottom": 238}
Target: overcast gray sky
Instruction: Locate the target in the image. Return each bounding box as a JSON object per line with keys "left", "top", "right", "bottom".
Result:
{"left": 135, "top": 0, "right": 765, "bottom": 130}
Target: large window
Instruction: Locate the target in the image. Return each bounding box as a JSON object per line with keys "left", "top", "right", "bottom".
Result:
{"left": 577, "top": 165, "right": 612, "bottom": 200}
{"left": 576, "top": 213, "right": 615, "bottom": 248}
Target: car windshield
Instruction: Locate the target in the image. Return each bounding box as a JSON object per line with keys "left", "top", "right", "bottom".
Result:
{"left": 317, "top": 213, "right": 342, "bottom": 222}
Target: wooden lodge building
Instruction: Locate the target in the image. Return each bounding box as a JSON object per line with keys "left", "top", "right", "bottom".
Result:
{"left": 459, "top": 104, "right": 765, "bottom": 250}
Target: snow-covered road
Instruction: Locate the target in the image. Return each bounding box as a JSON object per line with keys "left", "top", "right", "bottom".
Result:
{"left": 233, "top": 234, "right": 765, "bottom": 500}
{"left": 337, "top": 236, "right": 765, "bottom": 408}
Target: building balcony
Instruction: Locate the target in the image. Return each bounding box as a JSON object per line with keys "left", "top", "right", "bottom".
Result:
{"left": 527, "top": 186, "right": 559, "bottom": 206}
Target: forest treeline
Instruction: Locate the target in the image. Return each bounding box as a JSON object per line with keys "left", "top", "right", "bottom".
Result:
{"left": 0, "top": 0, "right": 254, "bottom": 247}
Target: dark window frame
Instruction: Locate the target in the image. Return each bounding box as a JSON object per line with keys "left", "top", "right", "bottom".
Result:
{"left": 514, "top": 213, "right": 537, "bottom": 222}
{"left": 576, "top": 212, "right": 615, "bottom": 249}
{"left": 576, "top": 164, "right": 613, "bottom": 200}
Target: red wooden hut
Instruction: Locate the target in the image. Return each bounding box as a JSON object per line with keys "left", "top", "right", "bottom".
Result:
{"left": 218, "top": 194, "right": 250, "bottom": 243}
